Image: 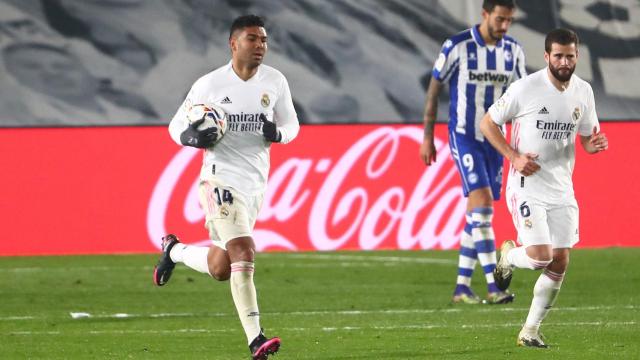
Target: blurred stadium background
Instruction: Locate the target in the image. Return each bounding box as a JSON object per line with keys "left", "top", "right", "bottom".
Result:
{"left": 1, "top": 1, "right": 639, "bottom": 358}
{"left": 1, "top": 0, "right": 640, "bottom": 126}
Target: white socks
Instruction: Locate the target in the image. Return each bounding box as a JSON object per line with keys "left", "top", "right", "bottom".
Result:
{"left": 169, "top": 244, "right": 211, "bottom": 275}
{"left": 230, "top": 261, "right": 261, "bottom": 344}
{"left": 524, "top": 270, "right": 564, "bottom": 330}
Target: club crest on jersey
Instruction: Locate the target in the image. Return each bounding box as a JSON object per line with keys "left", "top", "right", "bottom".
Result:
{"left": 504, "top": 50, "right": 513, "bottom": 62}
{"left": 572, "top": 107, "right": 581, "bottom": 123}
{"left": 261, "top": 94, "right": 270, "bottom": 108}
{"left": 524, "top": 219, "right": 533, "bottom": 229}
{"left": 219, "top": 205, "right": 230, "bottom": 218}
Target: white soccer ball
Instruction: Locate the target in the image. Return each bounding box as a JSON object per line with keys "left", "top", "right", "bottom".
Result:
{"left": 187, "top": 103, "right": 228, "bottom": 143}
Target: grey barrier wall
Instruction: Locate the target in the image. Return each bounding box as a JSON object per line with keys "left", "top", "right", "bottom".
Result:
{"left": 0, "top": 0, "right": 639, "bottom": 127}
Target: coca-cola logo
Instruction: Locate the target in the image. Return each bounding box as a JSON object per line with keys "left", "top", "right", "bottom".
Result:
{"left": 147, "top": 126, "right": 465, "bottom": 251}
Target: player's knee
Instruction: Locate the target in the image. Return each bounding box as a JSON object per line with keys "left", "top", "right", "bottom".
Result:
{"left": 549, "top": 255, "right": 570, "bottom": 273}
{"left": 526, "top": 255, "right": 552, "bottom": 270}
{"left": 226, "top": 238, "right": 255, "bottom": 262}
{"left": 210, "top": 263, "right": 230, "bottom": 281}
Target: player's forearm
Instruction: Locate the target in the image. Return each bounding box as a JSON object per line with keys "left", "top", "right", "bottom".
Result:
{"left": 422, "top": 99, "right": 437, "bottom": 138}
{"left": 422, "top": 79, "right": 441, "bottom": 139}
{"left": 277, "top": 120, "right": 300, "bottom": 144}
{"left": 168, "top": 110, "right": 188, "bottom": 146}
{"left": 480, "top": 114, "right": 518, "bottom": 162}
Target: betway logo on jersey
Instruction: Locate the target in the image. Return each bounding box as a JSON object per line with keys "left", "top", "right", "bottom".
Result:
{"left": 536, "top": 120, "right": 576, "bottom": 140}
{"left": 468, "top": 71, "right": 509, "bottom": 84}
{"left": 227, "top": 112, "right": 265, "bottom": 132}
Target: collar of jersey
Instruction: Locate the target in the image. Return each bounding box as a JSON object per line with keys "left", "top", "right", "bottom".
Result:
{"left": 472, "top": 24, "right": 504, "bottom": 49}
{"left": 226, "top": 60, "right": 261, "bottom": 83}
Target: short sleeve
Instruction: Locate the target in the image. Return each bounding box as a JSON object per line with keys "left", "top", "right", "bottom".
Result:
{"left": 578, "top": 85, "right": 599, "bottom": 136}
{"left": 432, "top": 39, "right": 459, "bottom": 83}
{"left": 514, "top": 46, "right": 527, "bottom": 81}
{"left": 488, "top": 81, "right": 523, "bottom": 126}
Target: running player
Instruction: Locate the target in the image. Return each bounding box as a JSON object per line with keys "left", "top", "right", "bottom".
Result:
{"left": 153, "top": 14, "right": 299, "bottom": 359}
{"left": 483, "top": 28, "right": 608, "bottom": 347}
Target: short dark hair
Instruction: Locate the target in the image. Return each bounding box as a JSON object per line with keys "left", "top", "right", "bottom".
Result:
{"left": 229, "top": 14, "right": 265, "bottom": 39}
{"left": 545, "top": 28, "right": 579, "bottom": 53}
{"left": 482, "top": 0, "right": 516, "bottom": 12}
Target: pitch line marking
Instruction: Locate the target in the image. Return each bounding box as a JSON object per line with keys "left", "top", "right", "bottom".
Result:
{"left": 6, "top": 321, "right": 637, "bottom": 336}
{"left": 272, "top": 253, "right": 456, "bottom": 265}
{"left": 2, "top": 304, "right": 638, "bottom": 322}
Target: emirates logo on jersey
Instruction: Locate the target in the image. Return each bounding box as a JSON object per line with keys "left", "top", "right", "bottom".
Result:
{"left": 227, "top": 112, "right": 265, "bottom": 132}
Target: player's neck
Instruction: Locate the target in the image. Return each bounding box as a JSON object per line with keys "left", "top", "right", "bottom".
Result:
{"left": 546, "top": 68, "right": 570, "bottom": 92}
{"left": 231, "top": 60, "right": 259, "bottom": 81}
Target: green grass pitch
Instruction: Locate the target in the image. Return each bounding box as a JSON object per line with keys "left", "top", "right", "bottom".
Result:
{"left": 1, "top": 248, "right": 638, "bottom": 359}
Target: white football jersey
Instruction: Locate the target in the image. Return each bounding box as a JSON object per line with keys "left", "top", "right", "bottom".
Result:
{"left": 488, "top": 68, "right": 599, "bottom": 203}
{"left": 169, "top": 61, "right": 299, "bottom": 196}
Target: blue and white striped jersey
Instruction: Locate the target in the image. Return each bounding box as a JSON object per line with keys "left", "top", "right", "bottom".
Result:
{"left": 432, "top": 25, "right": 526, "bottom": 141}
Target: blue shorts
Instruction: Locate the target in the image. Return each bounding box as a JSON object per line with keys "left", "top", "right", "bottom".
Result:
{"left": 449, "top": 131, "right": 503, "bottom": 200}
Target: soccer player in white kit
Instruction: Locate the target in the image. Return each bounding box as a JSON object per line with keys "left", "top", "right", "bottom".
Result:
{"left": 153, "top": 15, "right": 299, "bottom": 359}
{"left": 481, "top": 28, "right": 608, "bottom": 348}
{"left": 420, "top": 0, "right": 525, "bottom": 305}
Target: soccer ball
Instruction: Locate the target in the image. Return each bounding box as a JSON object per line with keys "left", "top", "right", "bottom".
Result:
{"left": 186, "top": 104, "right": 228, "bottom": 143}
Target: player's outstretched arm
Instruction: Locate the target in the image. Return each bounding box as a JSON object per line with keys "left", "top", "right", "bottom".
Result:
{"left": 480, "top": 113, "right": 540, "bottom": 176}
{"left": 580, "top": 126, "right": 608, "bottom": 154}
{"left": 420, "top": 77, "right": 442, "bottom": 166}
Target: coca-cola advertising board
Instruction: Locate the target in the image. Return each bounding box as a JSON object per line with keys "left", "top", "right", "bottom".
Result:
{"left": 0, "top": 123, "right": 636, "bottom": 256}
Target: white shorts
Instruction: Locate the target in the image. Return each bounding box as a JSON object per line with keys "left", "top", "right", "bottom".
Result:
{"left": 198, "top": 179, "right": 263, "bottom": 250}
{"left": 506, "top": 192, "right": 579, "bottom": 249}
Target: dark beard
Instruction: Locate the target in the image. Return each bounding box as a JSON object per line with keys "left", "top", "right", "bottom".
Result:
{"left": 549, "top": 64, "right": 574, "bottom": 82}
{"left": 487, "top": 24, "right": 504, "bottom": 41}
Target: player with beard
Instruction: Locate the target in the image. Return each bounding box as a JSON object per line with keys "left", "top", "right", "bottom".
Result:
{"left": 153, "top": 14, "right": 299, "bottom": 359}
{"left": 420, "top": 0, "right": 526, "bottom": 305}
{"left": 481, "top": 28, "right": 608, "bottom": 347}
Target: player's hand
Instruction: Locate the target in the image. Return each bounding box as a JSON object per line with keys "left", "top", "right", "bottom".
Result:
{"left": 419, "top": 137, "right": 437, "bottom": 165}
{"left": 180, "top": 119, "right": 218, "bottom": 148}
{"left": 513, "top": 153, "right": 540, "bottom": 176}
{"left": 590, "top": 126, "right": 608, "bottom": 152}
{"left": 261, "top": 114, "right": 281, "bottom": 142}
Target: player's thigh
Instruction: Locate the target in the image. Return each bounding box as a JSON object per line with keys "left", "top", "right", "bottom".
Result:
{"left": 467, "top": 187, "right": 494, "bottom": 210}
{"left": 198, "top": 179, "right": 254, "bottom": 250}
{"left": 506, "top": 193, "right": 551, "bottom": 247}
{"left": 547, "top": 203, "right": 579, "bottom": 249}
{"left": 449, "top": 132, "right": 496, "bottom": 199}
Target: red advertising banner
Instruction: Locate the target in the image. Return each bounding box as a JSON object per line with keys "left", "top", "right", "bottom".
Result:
{"left": 0, "top": 123, "right": 636, "bottom": 256}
